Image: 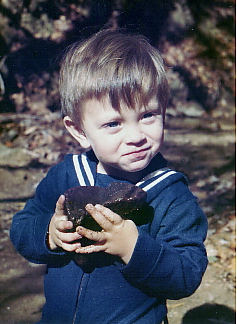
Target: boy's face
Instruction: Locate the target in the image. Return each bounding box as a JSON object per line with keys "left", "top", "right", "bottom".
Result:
{"left": 65, "top": 98, "right": 164, "bottom": 182}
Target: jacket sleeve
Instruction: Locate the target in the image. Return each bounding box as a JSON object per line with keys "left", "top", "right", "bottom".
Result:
{"left": 10, "top": 157, "right": 73, "bottom": 264}
{"left": 120, "top": 180, "right": 208, "bottom": 300}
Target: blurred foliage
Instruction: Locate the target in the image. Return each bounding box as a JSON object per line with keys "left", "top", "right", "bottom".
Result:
{"left": 0, "top": 0, "right": 235, "bottom": 114}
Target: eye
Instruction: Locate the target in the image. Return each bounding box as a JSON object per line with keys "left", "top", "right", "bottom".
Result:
{"left": 106, "top": 121, "right": 120, "bottom": 128}
{"left": 142, "top": 112, "right": 155, "bottom": 119}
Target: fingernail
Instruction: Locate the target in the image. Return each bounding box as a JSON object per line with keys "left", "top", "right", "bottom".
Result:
{"left": 95, "top": 204, "right": 103, "bottom": 211}
{"left": 76, "top": 243, "right": 81, "bottom": 252}
{"left": 66, "top": 221, "right": 73, "bottom": 229}
{"left": 85, "top": 203, "right": 93, "bottom": 210}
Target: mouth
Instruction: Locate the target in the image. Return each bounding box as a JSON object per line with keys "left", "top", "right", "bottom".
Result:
{"left": 124, "top": 147, "right": 150, "bottom": 155}
{"left": 124, "top": 148, "right": 150, "bottom": 160}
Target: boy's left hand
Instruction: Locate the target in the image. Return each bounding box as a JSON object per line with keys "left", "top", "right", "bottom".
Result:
{"left": 75, "top": 204, "right": 138, "bottom": 264}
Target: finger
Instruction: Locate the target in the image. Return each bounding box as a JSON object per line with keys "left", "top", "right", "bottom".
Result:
{"left": 76, "top": 226, "right": 106, "bottom": 243}
{"left": 59, "top": 231, "right": 82, "bottom": 243}
{"left": 55, "top": 231, "right": 82, "bottom": 252}
{"left": 75, "top": 243, "right": 105, "bottom": 254}
{"left": 55, "top": 195, "right": 66, "bottom": 216}
{"left": 94, "top": 204, "right": 123, "bottom": 225}
{"left": 57, "top": 219, "right": 73, "bottom": 232}
{"left": 85, "top": 204, "right": 112, "bottom": 231}
{"left": 61, "top": 241, "right": 81, "bottom": 252}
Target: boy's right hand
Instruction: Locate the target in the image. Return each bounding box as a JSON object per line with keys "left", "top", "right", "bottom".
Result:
{"left": 47, "top": 195, "right": 82, "bottom": 252}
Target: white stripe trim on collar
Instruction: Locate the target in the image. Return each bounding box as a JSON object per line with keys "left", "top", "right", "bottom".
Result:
{"left": 140, "top": 170, "right": 177, "bottom": 192}
{"left": 81, "top": 152, "right": 94, "bottom": 186}
{"left": 73, "top": 153, "right": 175, "bottom": 190}
{"left": 136, "top": 167, "right": 170, "bottom": 187}
{"left": 72, "top": 155, "right": 86, "bottom": 186}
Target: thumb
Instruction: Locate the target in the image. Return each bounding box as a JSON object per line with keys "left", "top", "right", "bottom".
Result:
{"left": 55, "top": 195, "right": 66, "bottom": 216}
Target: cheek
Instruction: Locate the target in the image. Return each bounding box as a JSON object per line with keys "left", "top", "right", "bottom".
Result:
{"left": 94, "top": 134, "right": 120, "bottom": 150}
{"left": 149, "top": 126, "right": 163, "bottom": 142}
{"left": 91, "top": 140, "right": 114, "bottom": 158}
{"left": 160, "top": 129, "right": 164, "bottom": 142}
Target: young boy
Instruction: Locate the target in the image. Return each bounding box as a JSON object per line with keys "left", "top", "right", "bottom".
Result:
{"left": 10, "top": 30, "right": 208, "bottom": 324}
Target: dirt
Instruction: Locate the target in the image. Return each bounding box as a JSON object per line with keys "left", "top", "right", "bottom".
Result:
{"left": 0, "top": 112, "right": 235, "bottom": 324}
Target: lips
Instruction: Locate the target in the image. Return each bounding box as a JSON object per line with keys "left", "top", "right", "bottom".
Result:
{"left": 123, "top": 148, "right": 150, "bottom": 161}
{"left": 124, "top": 147, "right": 150, "bottom": 156}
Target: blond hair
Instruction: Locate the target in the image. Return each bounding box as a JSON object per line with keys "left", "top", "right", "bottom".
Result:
{"left": 59, "top": 30, "right": 169, "bottom": 124}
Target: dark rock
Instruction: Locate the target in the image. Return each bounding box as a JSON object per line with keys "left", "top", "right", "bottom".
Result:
{"left": 64, "top": 182, "right": 153, "bottom": 232}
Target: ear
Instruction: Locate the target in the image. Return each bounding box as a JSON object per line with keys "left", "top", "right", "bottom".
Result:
{"left": 63, "top": 116, "right": 91, "bottom": 149}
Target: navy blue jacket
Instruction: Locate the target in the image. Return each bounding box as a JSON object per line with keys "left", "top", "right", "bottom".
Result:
{"left": 10, "top": 151, "right": 208, "bottom": 324}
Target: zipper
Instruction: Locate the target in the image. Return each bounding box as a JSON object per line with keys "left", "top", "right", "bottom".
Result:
{"left": 72, "top": 273, "right": 89, "bottom": 324}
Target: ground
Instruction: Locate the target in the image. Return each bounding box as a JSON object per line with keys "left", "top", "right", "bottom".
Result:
{"left": 0, "top": 111, "right": 235, "bottom": 323}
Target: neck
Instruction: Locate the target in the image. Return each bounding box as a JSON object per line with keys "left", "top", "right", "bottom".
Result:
{"left": 97, "top": 162, "right": 146, "bottom": 184}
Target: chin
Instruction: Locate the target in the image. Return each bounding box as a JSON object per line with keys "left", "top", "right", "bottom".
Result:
{"left": 126, "top": 162, "right": 150, "bottom": 173}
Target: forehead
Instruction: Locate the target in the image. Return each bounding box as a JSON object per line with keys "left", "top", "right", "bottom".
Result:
{"left": 81, "top": 96, "right": 160, "bottom": 115}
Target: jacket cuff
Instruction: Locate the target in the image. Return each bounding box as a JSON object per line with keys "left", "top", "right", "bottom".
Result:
{"left": 120, "top": 227, "right": 162, "bottom": 281}
{"left": 34, "top": 216, "right": 66, "bottom": 260}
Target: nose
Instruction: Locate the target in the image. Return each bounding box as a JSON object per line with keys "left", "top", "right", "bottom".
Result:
{"left": 124, "top": 124, "right": 146, "bottom": 145}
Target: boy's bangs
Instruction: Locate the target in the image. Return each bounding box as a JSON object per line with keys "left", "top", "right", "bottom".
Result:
{"left": 82, "top": 54, "right": 162, "bottom": 112}
{"left": 108, "top": 77, "right": 159, "bottom": 112}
